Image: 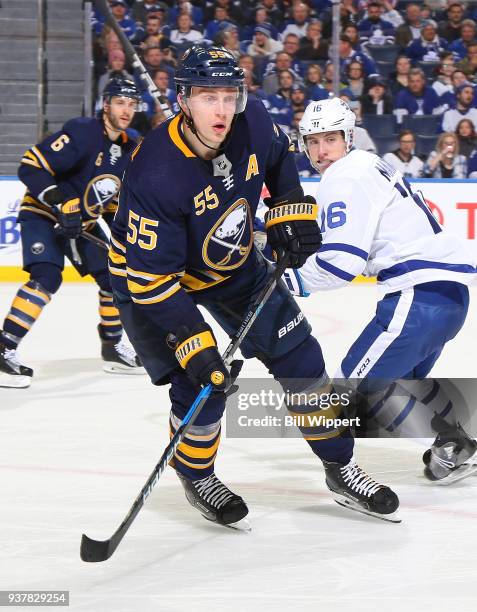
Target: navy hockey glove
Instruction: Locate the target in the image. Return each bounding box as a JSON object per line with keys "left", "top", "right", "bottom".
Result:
{"left": 264, "top": 191, "right": 321, "bottom": 269}
{"left": 44, "top": 187, "right": 82, "bottom": 239}
{"left": 174, "top": 322, "right": 231, "bottom": 392}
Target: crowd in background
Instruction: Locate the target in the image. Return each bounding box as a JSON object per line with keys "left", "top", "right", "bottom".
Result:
{"left": 91, "top": 0, "right": 477, "bottom": 178}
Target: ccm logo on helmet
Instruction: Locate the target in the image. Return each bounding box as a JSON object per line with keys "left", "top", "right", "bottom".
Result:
{"left": 212, "top": 72, "right": 234, "bottom": 76}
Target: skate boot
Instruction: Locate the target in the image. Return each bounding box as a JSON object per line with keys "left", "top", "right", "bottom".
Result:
{"left": 177, "top": 472, "right": 249, "bottom": 527}
{"left": 0, "top": 339, "right": 33, "bottom": 388}
{"left": 423, "top": 423, "right": 477, "bottom": 484}
{"left": 323, "top": 457, "right": 400, "bottom": 522}
{"left": 99, "top": 328, "right": 145, "bottom": 374}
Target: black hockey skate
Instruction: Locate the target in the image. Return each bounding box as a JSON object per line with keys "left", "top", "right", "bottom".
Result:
{"left": 423, "top": 423, "right": 477, "bottom": 484}
{"left": 323, "top": 457, "right": 401, "bottom": 523}
{"left": 177, "top": 472, "right": 249, "bottom": 529}
{"left": 0, "top": 340, "right": 33, "bottom": 388}
{"left": 99, "top": 327, "right": 145, "bottom": 374}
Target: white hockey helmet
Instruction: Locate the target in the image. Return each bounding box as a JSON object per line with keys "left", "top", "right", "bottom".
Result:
{"left": 298, "top": 97, "right": 356, "bottom": 161}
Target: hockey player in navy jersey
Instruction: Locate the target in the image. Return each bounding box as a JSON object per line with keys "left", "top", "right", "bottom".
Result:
{"left": 0, "top": 77, "right": 144, "bottom": 389}
{"left": 109, "top": 45, "right": 400, "bottom": 526}
{"left": 287, "top": 97, "right": 477, "bottom": 483}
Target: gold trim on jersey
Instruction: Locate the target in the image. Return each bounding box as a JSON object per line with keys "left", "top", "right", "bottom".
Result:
{"left": 168, "top": 114, "right": 196, "bottom": 158}
{"left": 108, "top": 248, "right": 126, "bottom": 265}
{"left": 108, "top": 264, "right": 127, "bottom": 277}
{"left": 111, "top": 235, "right": 126, "bottom": 253}
{"left": 31, "top": 146, "right": 55, "bottom": 175}
{"left": 180, "top": 270, "right": 230, "bottom": 292}
{"left": 127, "top": 273, "right": 176, "bottom": 294}
{"left": 130, "top": 283, "right": 181, "bottom": 304}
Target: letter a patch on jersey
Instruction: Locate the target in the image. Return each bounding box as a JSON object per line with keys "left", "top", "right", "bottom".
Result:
{"left": 245, "top": 154, "right": 259, "bottom": 181}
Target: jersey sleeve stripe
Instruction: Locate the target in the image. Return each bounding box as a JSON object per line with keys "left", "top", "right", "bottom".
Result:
{"left": 31, "top": 146, "right": 55, "bottom": 175}
{"left": 108, "top": 248, "right": 126, "bottom": 265}
{"left": 127, "top": 274, "right": 177, "bottom": 294}
{"left": 110, "top": 235, "right": 126, "bottom": 253}
{"left": 377, "top": 260, "right": 476, "bottom": 282}
{"left": 108, "top": 265, "right": 127, "bottom": 277}
{"left": 320, "top": 243, "right": 369, "bottom": 261}
{"left": 130, "top": 283, "right": 181, "bottom": 304}
{"left": 316, "top": 257, "right": 356, "bottom": 282}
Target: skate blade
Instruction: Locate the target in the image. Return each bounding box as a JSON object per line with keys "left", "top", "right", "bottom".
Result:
{"left": 102, "top": 362, "right": 146, "bottom": 375}
{"left": 332, "top": 495, "right": 402, "bottom": 523}
{"left": 0, "top": 373, "right": 32, "bottom": 388}
{"left": 224, "top": 517, "right": 252, "bottom": 532}
{"left": 432, "top": 461, "right": 477, "bottom": 485}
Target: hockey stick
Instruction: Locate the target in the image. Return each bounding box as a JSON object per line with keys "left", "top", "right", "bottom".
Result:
{"left": 93, "top": 0, "right": 173, "bottom": 119}
{"left": 80, "top": 254, "right": 290, "bottom": 562}
{"left": 80, "top": 230, "right": 109, "bottom": 251}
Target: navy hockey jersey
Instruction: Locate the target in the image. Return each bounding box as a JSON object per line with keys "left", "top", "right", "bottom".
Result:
{"left": 18, "top": 117, "right": 136, "bottom": 224}
{"left": 109, "top": 96, "right": 301, "bottom": 333}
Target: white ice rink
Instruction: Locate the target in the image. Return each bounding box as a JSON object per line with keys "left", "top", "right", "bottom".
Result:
{"left": 1, "top": 282, "right": 477, "bottom": 612}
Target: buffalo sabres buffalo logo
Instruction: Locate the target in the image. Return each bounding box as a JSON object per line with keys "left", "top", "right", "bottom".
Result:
{"left": 83, "top": 174, "right": 121, "bottom": 218}
{"left": 202, "top": 198, "right": 253, "bottom": 271}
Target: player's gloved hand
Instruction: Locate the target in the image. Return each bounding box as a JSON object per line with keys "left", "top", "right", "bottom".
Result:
{"left": 174, "top": 322, "right": 231, "bottom": 392}
{"left": 44, "top": 187, "right": 82, "bottom": 239}
{"left": 264, "top": 189, "right": 321, "bottom": 269}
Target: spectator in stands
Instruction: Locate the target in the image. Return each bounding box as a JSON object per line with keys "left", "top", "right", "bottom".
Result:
{"left": 241, "top": 6, "right": 279, "bottom": 41}
{"left": 204, "top": 6, "right": 232, "bottom": 42}
{"left": 457, "top": 42, "right": 477, "bottom": 80}
{"left": 442, "top": 82, "right": 477, "bottom": 131}
{"left": 167, "top": 0, "right": 203, "bottom": 30}
{"left": 282, "top": 33, "right": 302, "bottom": 63}
{"left": 289, "top": 82, "right": 308, "bottom": 114}
{"left": 358, "top": 1, "right": 396, "bottom": 44}
{"left": 378, "top": 0, "right": 405, "bottom": 29}
{"left": 438, "top": 1, "right": 466, "bottom": 43}
{"left": 405, "top": 19, "right": 448, "bottom": 64}
{"left": 214, "top": 23, "right": 241, "bottom": 59}
{"left": 455, "top": 117, "right": 477, "bottom": 157}
{"left": 423, "top": 132, "right": 467, "bottom": 177}
{"left": 242, "top": 66, "right": 266, "bottom": 98}
{"left": 439, "top": 69, "right": 476, "bottom": 110}
{"left": 152, "top": 68, "right": 177, "bottom": 110}
{"left": 393, "top": 67, "right": 442, "bottom": 124}
{"left": 296, "top": 20, "right": 329, "bottom": 61}
{"left": 280, "top": 2, "right": 311, "bottom": 40}
{"left": 346, "top": 61, "right": 366, "bottom": 99}
{"left": 96, "top": 50, "right": 132, "bottom": 103}
{"left": 261, "top": 0, "right": 285, "bottom": 30}
{"left": 361, "top": 74, "right": 394, "bottom": 114}
{"left": 395, "top": 2, "right": 424, "bottom": 48}
{"left": 290, "top": 107, "right": 305, "bottom": 148}
{"left": 383, "top": 130, "right": 424, "bottom": 177}
{"left": 342, "top": 24, "right": 363, "bottom": 51}
{"left": 144, "top": 12, "right": 165, "bottom": 38}
{"left": 467, "top": 147, "right": 477, "bottom": 176}
{"left": 262, "top": 51, "right": 303, "bottom": 95}
{"left": 143, "top": 44, "right": 174, "bottom": 77}
{"left": 448, "top": 19, "right": 477, "bottom": 61}
{"left": 170, "top": 13, "right": 203, "bottom": 45}
{"left": 322, "top": 61, "right": 347, "bottom": 94}
{"left": 303, "top": 63, "right": 328, "bottom": 100}
{"left": 339, "top": 34, "right": 377, "bottom": 79}
{"left": 431, "top": 51, "right": 456, "bottom": 97}
{"left": 265, "top": 70, "right": 294, "bottom": 131}
{"left": 110, "top": 0, "right": 145, "bottom": 44}
{"left": 132, "top": 2, "right": 169, "bottom": 27}
{"left": 390, "top": 55, "right": 411, "bottom": 95}
{"left": 205, "top": 0, "right": 244, "bottom": 27}
{"left": 247, "top": 25, "right": 283, "bottom": 58}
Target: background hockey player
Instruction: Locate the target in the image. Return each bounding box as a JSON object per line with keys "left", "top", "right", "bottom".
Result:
{"left": 109, "top": 45, "right": 400, "bottom": 526}
{"left": 0, "top": 77, "right": 144, "bottom": 389}
{"left": 288, "top": 97, "right": 477, "bottom": 483}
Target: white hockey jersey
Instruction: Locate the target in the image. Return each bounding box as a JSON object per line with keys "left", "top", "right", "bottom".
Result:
{"left": 297, "top": 149, "right": 476, "bottom": 297}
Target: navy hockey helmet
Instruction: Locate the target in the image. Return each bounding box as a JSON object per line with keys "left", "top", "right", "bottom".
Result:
{"left": 175, "top": 45, "right": 247, "bottom": 113}
{"left": 103, "top": 77, "right": 141, "bottom": 103}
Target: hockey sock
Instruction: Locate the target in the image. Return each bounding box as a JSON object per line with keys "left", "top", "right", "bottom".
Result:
{"left": 97, "top": 290, "right": 122, "bottom": 341}
{"left": 169, "top": 411, "right": 221, "bottom": 480}
{"left": 1, "top": 280, "right": 51, "bottom": 349}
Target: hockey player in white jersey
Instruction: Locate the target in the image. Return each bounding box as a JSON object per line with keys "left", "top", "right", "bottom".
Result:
{"left": 288, "top": 97, "right": 477, "bottom": 485}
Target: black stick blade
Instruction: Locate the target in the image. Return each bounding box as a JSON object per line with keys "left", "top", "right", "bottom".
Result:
{"left": 80, "top": 533, "right": 113, "bottom": 563}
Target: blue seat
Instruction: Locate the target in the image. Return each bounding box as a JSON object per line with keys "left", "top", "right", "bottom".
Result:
{"left": 366, "top": 45, "right": 400, "bottom": 65}
{"left": 373, "top": 135, "right": 399, "bottom": 156}
{"left": 362, "top": 114, "right": 398, "bottom": 138}
{"left": 375, "top": 60, "right": 395, "bottom": 79}
{"left": 415, "top": 134, "right": 438, "bottom": 158}
{"left": 417, "top": 61, "right": 440, "bottom": 82}
{"left": 402, "top": 114, "right": 441, "bottom": 135}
